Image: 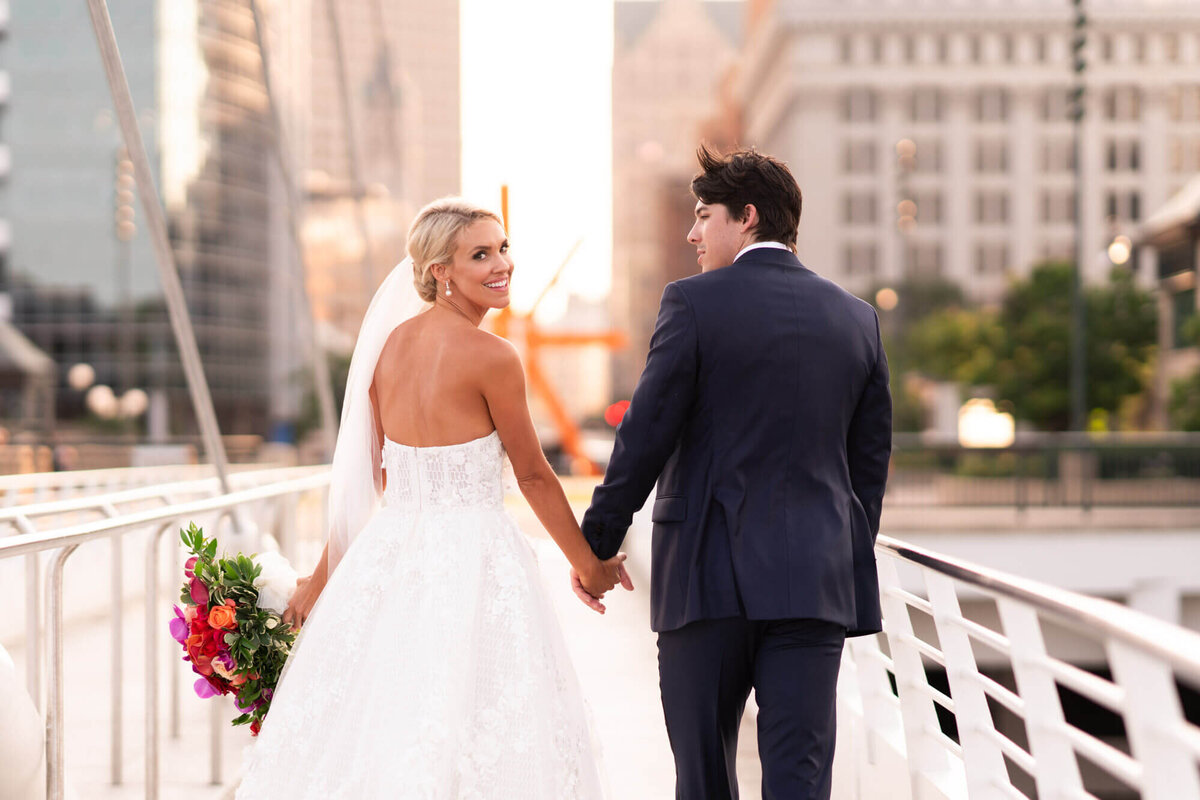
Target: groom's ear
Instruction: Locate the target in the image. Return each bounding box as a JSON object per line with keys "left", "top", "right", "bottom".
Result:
{"left": 740, "top": 204, "right": 760, "bottom": 235}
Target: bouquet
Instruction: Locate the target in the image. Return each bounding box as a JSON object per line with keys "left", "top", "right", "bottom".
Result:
{"left": 170, "top": 522, "right": 299, "bottom": 735}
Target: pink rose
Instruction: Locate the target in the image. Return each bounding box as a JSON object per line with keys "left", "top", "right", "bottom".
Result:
{"left": 189, "top": 576, "right": 209, "bottom": 605}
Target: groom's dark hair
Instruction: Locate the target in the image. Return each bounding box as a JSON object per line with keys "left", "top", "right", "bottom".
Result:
{"left": 691, "top": 144, "right": 802, "bottom": 252}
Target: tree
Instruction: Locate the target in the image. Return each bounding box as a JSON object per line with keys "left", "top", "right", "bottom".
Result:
{"left": 1170, "top": 316, "right": 1200, "bottom": 432}
{"left": 296, "top": 352, "right": 352, "bottom": 440}
{"left": 983, "top": 262, "right": 1156, "bottom": 430}
{"left": 868, "top": 278, "right": 968, "bottom": 431}
{"left": 883, "top": 263, "right": 1158, "bottom": 431}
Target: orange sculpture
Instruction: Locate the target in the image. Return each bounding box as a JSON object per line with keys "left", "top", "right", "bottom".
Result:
{"left": 491, "top": 186, "right": 626, "bottom": 476}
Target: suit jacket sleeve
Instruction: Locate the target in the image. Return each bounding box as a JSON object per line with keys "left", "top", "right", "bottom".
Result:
{"left": 582, "top": 282, "right": 699, "bottom": 559}
{"left": 847, "top": 311, "right": 892, "bottom": 538}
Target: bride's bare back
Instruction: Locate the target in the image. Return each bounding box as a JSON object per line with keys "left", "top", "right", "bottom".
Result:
{"left": 371, "top": 309, "right": 500, "bottom": 448}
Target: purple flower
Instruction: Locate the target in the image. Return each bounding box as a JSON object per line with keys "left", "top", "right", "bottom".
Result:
{"left": 189, "top": 576, "right": 209, "bottom": 605}
{"left": 194, "top": 677, "right": 219, "bottom": 699}
{"left": 169, "top": 605, "right": 188, "bottom": 644}
{"left": 235, "top": 694, "right": 255, "bottom": 713}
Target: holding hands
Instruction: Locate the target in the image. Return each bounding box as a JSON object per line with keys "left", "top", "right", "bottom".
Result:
{"left": 571, "top": 553, "right": 635, "bottom": 614}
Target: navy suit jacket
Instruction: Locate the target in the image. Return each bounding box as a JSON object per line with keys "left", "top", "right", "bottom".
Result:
{"left": 582, "top": 247, "right": 891, "bottom": 636}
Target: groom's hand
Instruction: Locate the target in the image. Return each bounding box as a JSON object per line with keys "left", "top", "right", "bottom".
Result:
{"left": 570, "top": 553, "right": 635, "bottom": 614}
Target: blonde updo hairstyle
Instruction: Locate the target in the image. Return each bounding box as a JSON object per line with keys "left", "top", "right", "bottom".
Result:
{"left": 408, "top": 198, "right": 506, "bottom": 303}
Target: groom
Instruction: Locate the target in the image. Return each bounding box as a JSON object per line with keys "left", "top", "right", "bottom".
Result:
{"left": 578, "top": 145, "right": 891, "bottom": 799}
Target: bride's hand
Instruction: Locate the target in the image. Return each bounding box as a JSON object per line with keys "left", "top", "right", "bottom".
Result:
{"left": 282, "top": 574, "right": 323, "bottom": 631}
{"left": 574, "top": 553, "right": 634, "bottom": 613}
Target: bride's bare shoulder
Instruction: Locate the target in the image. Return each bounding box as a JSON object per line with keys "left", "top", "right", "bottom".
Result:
{"left": 464, "top": 327, "right": 522, "bottom": 373}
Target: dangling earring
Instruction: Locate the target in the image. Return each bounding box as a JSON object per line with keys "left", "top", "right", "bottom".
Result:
{"left": 445, "top": 280, "right": 452, "bottom": 297}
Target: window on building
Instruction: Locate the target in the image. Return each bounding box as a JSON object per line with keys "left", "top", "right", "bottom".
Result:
{"left": 969, "top": 34, "right": 982, "bottom": 63}
{"left": 843, "top": 192, "right": 878, "bottom": 225}
{"left": 840, "top": 35, "right": 854, "bottom": 64}
{"left": 844, "top": 140, "right": 877, "bottom": 173}
{"left": 871, "top": 36, "right": 884, "bottom": 63}
{"left": 937, "top": 35, "right": 950, "bottom": 63}
{"left": 1041, "top": 139, "right": 1075, "bottom": 172}
{"left": 904, "top": 36, "right": 917, "bottom": 63}
{"left": 1100, "top": 34, "right": 1114, "bottom": 62}
{"left": 844, "top": 243, "right": 878, "bottom": 277}
{"left": 1040, "top": 190, "right": 1076, "bottom": 224}
{"left": 905, "top": 242, "right": 944, "bottom": 278}
{"left": 1165, "top": 33, "right": 1180, "bottom": 63}
{"left": 910, "top": 87, "right": 943, "bottom": 122}
{"left": 911, "top": 139, "right": 943, "bottom": 173}
{"left": 1169, "top": 85, "right": 1200, "bottom": 122}
{"left": 1106, "top": 139, "right": 1141, "bottom": 172}
{"left": 974, "top": 139, "right": 1008, "bottom": 173}
{"left": 911, "top": 190, "right": 943, "bottom": 224}
{"left": 1040, "top": 239, "right": 1074, "bottom": 262}
{"left": 975, "top": 87, "right": 1009, "bottom": 122}
{"left": 1103, "top": 86, "right": 1142, "bottom": 121}
{"left": 1035, "top": 35, "right": 1048, "bottom": 63}
{"left": 1170, "top": 138, "right": 1185, "bottom": 171}
{"left": 1040, "top": 87, "right": 1072, "bottom": 121}
{"left": 975, "top": 192, "right": 1009, "bottom": 224}
{"left": 843, "top": 89, "right": 878, "bottom": 122}
{"left": 1105, "top": 190, "right": 1142, "bottom": 222}
{"left": 1003, "top": 34, "right": 1016, "bottom": 63}
{"left": 975, "top": 243, "right": 1009, "bottom": 274}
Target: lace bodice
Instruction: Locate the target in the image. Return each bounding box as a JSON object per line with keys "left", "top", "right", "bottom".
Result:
{"left": 382, "top": 430, "right": 506, "bottom": 511}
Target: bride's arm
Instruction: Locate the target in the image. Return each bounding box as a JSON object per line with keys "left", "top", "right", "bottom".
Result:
{"left": 481, "top": 339, "right": 628, "bottom": 602}
{"left": 369, "top": 381, "right": 387, "bottom": 492}
{"left": 282, "top": 542, "right": 329, "bottom": 630}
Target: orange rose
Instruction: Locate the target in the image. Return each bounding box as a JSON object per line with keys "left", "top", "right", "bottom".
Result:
{"left": 208, "top": 601, "right": 237, "bottom": 631}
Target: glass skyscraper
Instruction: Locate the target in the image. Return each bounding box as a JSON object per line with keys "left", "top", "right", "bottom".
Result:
{"left": 1, "top": 0, "right": 282, "bottom": 435}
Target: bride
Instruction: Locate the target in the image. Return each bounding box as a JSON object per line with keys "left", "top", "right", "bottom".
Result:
{"left": 235, "top": 198, "right": 630, "bottom": 798}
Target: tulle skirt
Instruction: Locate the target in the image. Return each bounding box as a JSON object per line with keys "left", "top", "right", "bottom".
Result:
{"left": 235, "top": 504, "right": 604, "bottom": 799}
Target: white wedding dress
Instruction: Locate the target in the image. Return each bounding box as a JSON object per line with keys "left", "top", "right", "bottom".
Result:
{"left": 236, "top": 431, "right": 604, "bottom": 799}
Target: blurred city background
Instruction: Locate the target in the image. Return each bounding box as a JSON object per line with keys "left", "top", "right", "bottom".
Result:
{"left": 1, "top": 1, "right": 1200, "bottom": 798}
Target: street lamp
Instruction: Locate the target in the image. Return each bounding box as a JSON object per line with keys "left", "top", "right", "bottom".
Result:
{"left": 1070, "top": 0, "right": 1089, "bottom": 433}
{"left": 1107, "top": 234, "right": 1132, "bottom": 266}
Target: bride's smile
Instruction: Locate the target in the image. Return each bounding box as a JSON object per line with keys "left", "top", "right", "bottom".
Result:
{"left": 434, "top": 218, "right": 514, "bottom": 322}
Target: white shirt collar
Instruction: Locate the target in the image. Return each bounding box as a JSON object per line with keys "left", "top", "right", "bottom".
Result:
{"left": 734, "top": 241, "right": 791, "bottom": 262}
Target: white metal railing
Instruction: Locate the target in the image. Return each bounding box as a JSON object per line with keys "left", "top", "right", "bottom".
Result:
{"left": 0, "top": 470, "right": 330, "bottom": 800}
{"left": 0, "top": 464, "right": 325, "bottom": 751}
{"left": 5, "top": 467, "right": 1200, "bottom": 800}
{"left": 838, "top": 534, "right": 1200, "bottom": 800}
{"left": 0, "top": 462, "right": 286, "bottom": 508}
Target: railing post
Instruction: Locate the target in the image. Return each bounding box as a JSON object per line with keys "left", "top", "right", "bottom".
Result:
{"left": 996, "top": 599, "right": 1085, "bottom": 798}
{"left": 24, "top": 551, "right": 41, "bottom": 711}
{"left": 1107, "top": 640, "right": 1200, "bottom": 800}
{"left": 102, "top": 502, "right": 124, "bottom": 787}
{"left": 849, "top": 635, "right": 907, "bottom": 767}
{"left": 110, "top": 530, "right": 123, "bottom": 786}
{"left": 877, "top": 558, "right": 965, "bottom": 799}
{"left": 45, "top": 543, "right": 80, "bottom": 800}
{"left": 145, "top": 521, "right": 175, "bottom": 800}
{"left": 924, "top": 572, "right": 1009, "bottom": 796}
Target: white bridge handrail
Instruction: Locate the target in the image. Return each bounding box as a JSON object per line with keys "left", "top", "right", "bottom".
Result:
{"left": 0, "top": 462, "right": 293, "bottom": 507}
{"left": 0, "top": 470, "right": 331, "bottom": 800}
{"left": 838, "top": 534, "right": 1200, "bottom": 800}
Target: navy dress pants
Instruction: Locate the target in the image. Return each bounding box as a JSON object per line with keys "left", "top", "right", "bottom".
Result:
{"left": 657, "top": 617, "right": 846, "bottom": 800}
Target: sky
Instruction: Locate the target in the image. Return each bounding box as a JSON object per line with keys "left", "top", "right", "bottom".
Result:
{"left": 459, "top": 0, "right": 616, "bottom": 322}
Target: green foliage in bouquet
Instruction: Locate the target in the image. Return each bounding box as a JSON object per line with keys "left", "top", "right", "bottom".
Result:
{"left": 174, "top": 522, "right": 297, "bottom": 735}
